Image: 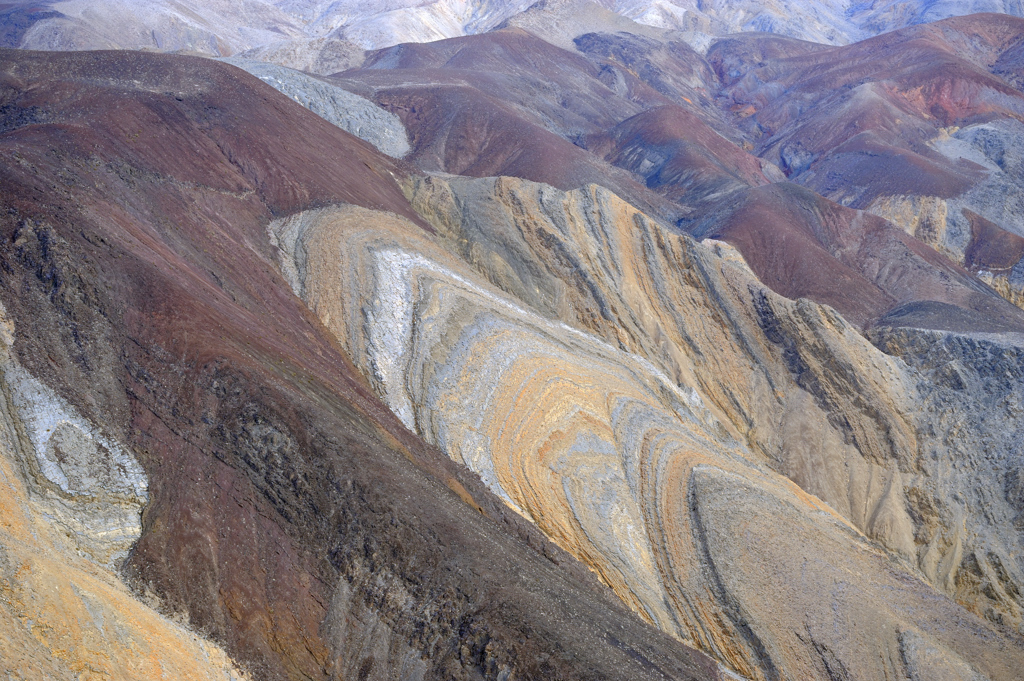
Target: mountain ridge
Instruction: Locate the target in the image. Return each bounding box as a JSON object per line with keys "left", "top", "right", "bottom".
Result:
{"left": 4, "top": 0, "right": 1024, "bottom": 67}
{"left": 3, "top": 4, "right": 1024, "bottom": 681}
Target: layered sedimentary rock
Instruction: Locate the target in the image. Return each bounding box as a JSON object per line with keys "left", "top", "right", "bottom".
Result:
{"left": 272, "top": 174, "right": 1024, "bottom": 681}
{"left": 0, "top": 303, "right": 249, "bottom": 681}
{"left": 333, "top": 19, "right": 1024, "bottom": 340}
{"left": 218, "top": 58, "right": 410, "bottom": 158}
{"left": 5, "top": 6, "right": 1024, "bottom": 681}
{"left": 689, "top": 182, "right": 1024, "bottom": 332}
{"left": 0, "top": 47, "right": 724, "bottom": 681}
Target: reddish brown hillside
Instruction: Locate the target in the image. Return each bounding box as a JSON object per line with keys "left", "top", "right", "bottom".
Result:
{"left": 708, "top": 13, "right": 1024, "bottom": 203}
{"left": 692, "top": 183, "right": 1024, "bottom": 331}
{"left": 587, "top": 105, "right": 772, "bottom": 208}
{"left": 0, "top": 48, "right": 720, "bottom": 681}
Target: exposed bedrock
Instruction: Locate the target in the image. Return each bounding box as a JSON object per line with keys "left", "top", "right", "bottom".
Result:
{"left": 0, "top": 48, "right": 723, "bottom": 681}
{"left": 216, "top": 58, "right": 410, "bottom": 159}
{"left": 871, "top": 324, "right": 1024, "bottom": 631}
{"left": 271, "top": 175, "right": 1024, "bottom": 680}
{"left": 706, "top": 15, "right": 1024, "bottom": 314}
{"left": 859, "top": 119, "right": 1024, "bottom": 310}
{"left": 0, "top": 303, "right": 248, "bottom": 681}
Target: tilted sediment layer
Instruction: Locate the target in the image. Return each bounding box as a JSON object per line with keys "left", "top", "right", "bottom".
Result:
{"left": 217, "top": 58, "right": 410, "bottom": 159}
{"left": 0, "top": 48, "right": 723, "bottom": 681}
{"left": 272, "top": 175, "right": 1024, "bottom": 681}
{"left": 0, "top": 304, "right": 248, "bottom": 681}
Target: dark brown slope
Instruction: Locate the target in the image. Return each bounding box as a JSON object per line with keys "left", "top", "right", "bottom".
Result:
{"left": 358, "top": 27, "right": 637, "bottom": 138}
{"left": 691, "top": 183, "right": 1024, "bottom": 331}
{"left": 0, "top": 3, "right": 61, "bottom": 48}
{"left": 708, "top": 13, "right": 1024, "bottom": 204}
{"left": 333, "top": 28, "right": 700, "bottom": 225}
{"left": 587, "top": 105, "right": 774, "bottom": 211}
{"left": 570, "top": 30, "right": 728, "bottom": 128}
{"left": 0, "top": 48, "right": 720, "bottom": 681}
{"left": 361, "top": 78, "right": 675, "bottom": 214}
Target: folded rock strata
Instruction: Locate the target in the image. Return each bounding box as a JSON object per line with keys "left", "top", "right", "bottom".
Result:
{"left": 0, "top": 303, "right": 249, "bottom": 681}
{"left": 3, "top": 10, "right": 1024, "bottom": 681}
{"left": 0, "top": 47, "right": 723, "bottom": 681}
{"left": 272, "top": 175, "right": 1024, "bottom": 681}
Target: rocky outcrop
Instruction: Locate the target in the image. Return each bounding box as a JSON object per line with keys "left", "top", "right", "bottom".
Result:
{"left": 7, "top": 0, "right": 1024, "bottom": 64}
{"left": 871, "top": 324, "right": 1024, "bottom": 630}
{"left": 0, "top": 47, "right": 724, "bottom": 681}
{"left": 514, "top": 0, "right": 1024, "bottom": 51}
{"left": 1, "top": 333, "right": 147, "bottom": 570}
{"left": 271, "top": 174, "right": 1024, "bottom": 681}
{"left": 705, "top": 15, "right": 1024, "bottom": 313}
{"left": 854, "top": 109, "right": 1024, "bottom": 315}
{"left": 236, "top": 38, "right": 364, "bottom": 76}
{"left": 5, "top": 11, "right": 1024, "bottom": 681}
{"left": 2, "top": 0, "right": 538, "bottom": 55}
{"left": 218, "top": 58, "right": 410, "bottom": 158}
{"left": 333, "top": 28, "right": 689, "bottom": 225}
{"left": 689, "top": 182, "right": 1024, "bottom": 333}
{"left": 0, "top": 302, "right": 249, "bottom": 681}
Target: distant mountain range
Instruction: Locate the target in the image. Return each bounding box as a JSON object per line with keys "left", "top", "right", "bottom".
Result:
{"left": 3, "top": 0, "right": 1024, "bottom": 69}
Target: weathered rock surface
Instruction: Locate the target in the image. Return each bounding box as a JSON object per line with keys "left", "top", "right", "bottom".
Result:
{"left": 0, "top": 303, "right": 249, "bottom": 681}
{"left": 334, "top": 28, "right": 690, "bottom": 225}
{"left": 5, "top": 8, "right": 1024, "bottom": 681}
{"left": 0, "top": 0, "right": 538, "bottom": 55}
{"left": 0, "top": 47, "right": 724, "bottom": 681}
{"left": 586, "top": 105, "right": 774, "bottom": 210}
{"left": 871, "top": 324, "right": 1024, "bottom": 630}
{"left": 218, "top": 58, "right": 410, "bottom": 158}
{"left": 6, "top": 0, "right": 304, "bottom": 54}
{"left": 330, "top": 20, "right": 1024, "bottom": 340}
{"left": 690, "top": 182, "right": 1024, "bottom": 332}
{"left": 9, "top": 0, "right": 1024, "bottom": 68}
{"left": 513, "top": 0, "right": 1024, "bottom": 50}
{"left": 706, "top": 14, "right": 1024, "bottom": 312}
{"left": 272, "top": 174, "right": 1024, "bottom": 681}
{"left": 236, "top": 37, "right": 365, "bottom": 76}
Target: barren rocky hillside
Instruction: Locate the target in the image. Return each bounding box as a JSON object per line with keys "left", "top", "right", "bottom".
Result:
{"left": 2, "top": 4, "right": 1024, "bottom": 681}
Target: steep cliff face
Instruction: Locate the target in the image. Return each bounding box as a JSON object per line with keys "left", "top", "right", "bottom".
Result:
{"left": 272, "top": 174, "right": 1024, "bottom": 681}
